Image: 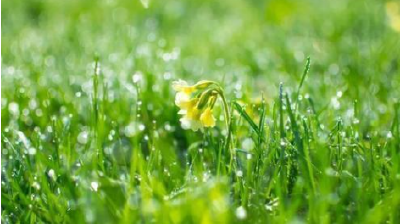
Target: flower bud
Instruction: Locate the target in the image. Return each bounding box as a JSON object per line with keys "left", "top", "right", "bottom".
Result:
{"left": 197, "top": 89, "right": 217, "bottom": 110}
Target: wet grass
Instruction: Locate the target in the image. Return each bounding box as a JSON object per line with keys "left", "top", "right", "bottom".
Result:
{"left": 2, "top": 0, "right": 400, "bottom": 223}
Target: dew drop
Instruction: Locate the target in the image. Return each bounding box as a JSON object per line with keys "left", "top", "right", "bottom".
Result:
{"left": 246, "top": 154, "right": 252, "bottom": 160}
{"left": 139, "top": 124, "right": 146, "bottom": 131}
{"left": 77, "top": 131, "right": 89, "bottom": 144}
{"left": 8, "top": 102, "right": 20, "bottom": 116}
{"left": 235, "top": 206, "right": 247, "bottom": 219}
{"left": 132, "top": 71, "right": 142, "bottom": 83}
{"left": 48, "top": 169, "right": 56, "bottom": 180}
{"left": 242, "top": 138, "right": 254, "bottom": 151}
{"left": 90, "top": 182, "right": 99, "bottom": 192}
{"left": 28, "top": 147, "right": 37, "bottom": 155}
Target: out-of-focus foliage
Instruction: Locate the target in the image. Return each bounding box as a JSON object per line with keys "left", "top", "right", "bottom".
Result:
{"left": 2, "top": 0, "right": 400, "bottom": 223}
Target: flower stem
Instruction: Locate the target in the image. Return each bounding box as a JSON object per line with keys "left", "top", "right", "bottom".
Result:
{"left": 215, "top": 87, "right": 234, "bottom": 174}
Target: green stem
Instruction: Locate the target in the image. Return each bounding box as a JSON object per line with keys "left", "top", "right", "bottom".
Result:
{"left": 215, "top": 87, "right": 233, "bottom": 173}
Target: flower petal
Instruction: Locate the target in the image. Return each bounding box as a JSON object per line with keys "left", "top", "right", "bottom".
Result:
{"left": 175, "top": 92, "right": 191, "bottom": 107}
{"left": 172, "top": 79, "right": 188, "bottom": 91}
{"left": 200, "top": 108, "right": 216, "bottom": 127}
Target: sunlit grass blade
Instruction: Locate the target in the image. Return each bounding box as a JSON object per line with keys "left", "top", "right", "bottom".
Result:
{"left": 233, "top": 101, "right": 260, "bottom": 136}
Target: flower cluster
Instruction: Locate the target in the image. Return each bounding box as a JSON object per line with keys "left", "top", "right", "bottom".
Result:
{"left": 172, "top": 80, "right": 223, "bottom": 131}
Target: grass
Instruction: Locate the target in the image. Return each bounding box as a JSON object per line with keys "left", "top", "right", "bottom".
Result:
{"left": 2, "top": 0, "right": 400, "bottom": 223}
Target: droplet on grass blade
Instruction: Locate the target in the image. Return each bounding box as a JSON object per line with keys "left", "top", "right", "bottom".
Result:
{"left": 125, "top": 122, "right": 138, "bottom": 137}
{"left": 242, "top": 138, "right": 254, "bottom": 151}
{"left": 32, "top": 182, "right": 41, "bottom": 190}
{"left": 27, "top": 147, "right": 37, "bottom": 155}
{"left": 331, "top": 97, "right": 340, "bottom": 109}
{"left": 202, "top": 172, "right": 209, "bottom": 182}
{"left": 36, "top": 109, "right": 43, "bottom": 117}
{"left": 246, "top": 154, "right": 252, "bottom": 160}
{"left": 77, "top": 131, "right": 89, "bottom": 144}
{"left": 163, "top": 72, "right": 172, "bottom": 80}
{"left": 8, "top": 102, "right": 20, "bottom": 117}
{"left": 132, "top": 71, "right": 142, "bottom": 83}
{"left": 48, "top": 169, "right": 56, "bottom": 180}
{"left": 90, "top": 182, "right": 99, "bottom": 192}
{"left": 17, "top": 131, "right": 31, "bottom": 149}
{"left": 235, "top": 206, "right": 247, "bottom": 219}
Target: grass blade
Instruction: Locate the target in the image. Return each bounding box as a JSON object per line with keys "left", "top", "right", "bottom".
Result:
{"left": 295, "top": 57, "right": 311, "bottom": 113}
{"left": 233, "top": 101, "right": 260, "bottom": 135}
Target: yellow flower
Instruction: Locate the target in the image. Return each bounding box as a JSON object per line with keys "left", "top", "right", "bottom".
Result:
{"left": 175, "top": 92, "right": 191, "bottom": 108}
{"left": 185, "top": 105, "right": 202, "bottom": 120}
{"left": 200, "top": 108, "right": 216, "bottom": 127}
{"left": 172, "top": 79, "right": 223, "bottom": 131}
{"left": 173, "top": 80, "right": 195, "bottom": 110}
{"left": 172, "top": 80, "right": 195, "bottom": 94}
{"left": 176, "top": 98, "right": 198, "bottom": 116}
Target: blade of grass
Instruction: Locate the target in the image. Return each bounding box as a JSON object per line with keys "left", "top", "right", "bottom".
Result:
{"left": 233, "top": 101, "right": 260, "bottom": 136}
{"left": 295, "top": 57, "right": 311, "bottom": 114}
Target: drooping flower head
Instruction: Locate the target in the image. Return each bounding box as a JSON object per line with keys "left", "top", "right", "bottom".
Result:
{"left": 172, "top": 80, "right": 226, "bottom": 131}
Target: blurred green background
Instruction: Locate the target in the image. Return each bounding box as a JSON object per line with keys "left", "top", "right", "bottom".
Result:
{"left": 2, "top": 0, "right": 400, "bottom": 127}
{"left": 2, "top": 0, "right": 400, "bottom": 223}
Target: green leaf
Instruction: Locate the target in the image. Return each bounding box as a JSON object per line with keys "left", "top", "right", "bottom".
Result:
{"left": 233, "top": 101, "right": 260, "bottom": 135}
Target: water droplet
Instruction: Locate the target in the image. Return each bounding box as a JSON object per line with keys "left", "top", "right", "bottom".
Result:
{"left": 163, "top": 72, "right": 172, "bottom": 80}
{"left": 48, "top": 169, "right": 56, "bottom": 180}
{"left": 164, "top": 123, "right": 173, "bottom": 132}
{"left": 246, "top": 154, "right": 252, "bottom": 160}
{"left": 139, "top": 124, "right": 145, "bottom": 131}
{"left": 331, "top": 97, "right": 340, "bottom": 110}
{"left": 28, "top": 147, "right": 37, "bottom": 155}
{"left": 235, "top": 206, "right": 247, "bottom": 219}
{"left": 125, "top": 122, "right": 138, "bottom": 137}
{"left": 132, "top": 71, "right": 142, "bottom": 83}
{"left": 90, "top": 182, "right": 99, "bottom": 192}
{"left": 202, "top": 172, "right": 209, "bottom": 182}
{"left": 8, "top": 102, "right": 20, "bottom": 116}
{"left": 77, "top": 131, "right": 89, "bottom": 144}
{"left": 17, "top": 131, "right": 31, "bottom": 149}
{"left": 36, "top": 109, "right": 43, "bottom": 117}
{"left": 242, "top": 138, "right": 254, "bottom": 151}
{"left": 32, "top": 182, "right": 41, "bottom": 190}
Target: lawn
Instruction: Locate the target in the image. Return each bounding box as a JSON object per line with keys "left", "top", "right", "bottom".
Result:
{"left": 1, "top": 0, "right": 400, "bottom": 223}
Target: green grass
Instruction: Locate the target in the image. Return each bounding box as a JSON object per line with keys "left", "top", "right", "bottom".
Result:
{"left": 2, "top": 0, "right": 400, "bottom": 223}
